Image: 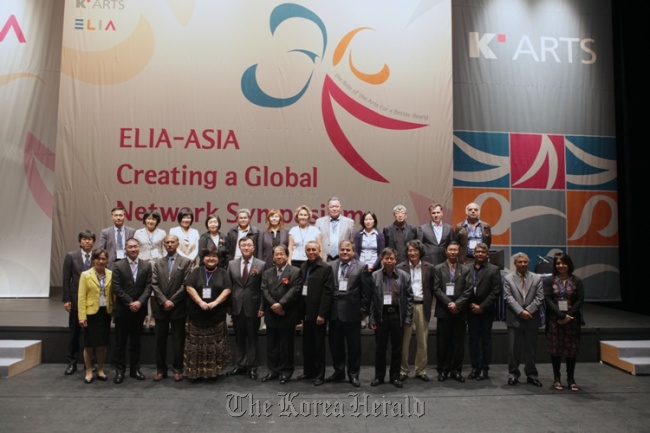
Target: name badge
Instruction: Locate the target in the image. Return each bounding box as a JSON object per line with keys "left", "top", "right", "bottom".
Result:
{"left": 202, "top": 286, "right": 212, "bottom": 299}
{"left": 558, "top": 300, "right": 568, "bottom": 312}
{"left": 469, "top": 239, "right": 478, "bottom": 250}
{"left": 302, "top": 285, "right": 308, "bottom": 296}
{"left": 383, "top": 294, "right": 392, "bottom": 305}
{"left": 338, "top": 279, "right": 348, "bottom": 292}
{"left": 445, "top": 283, "right": 455, "bottom": 296}
{"left": 116, "top": 250, "right": 125, "bottom": 259}
{"left": 151, "top": 249, "right": 161, "bottom": 259}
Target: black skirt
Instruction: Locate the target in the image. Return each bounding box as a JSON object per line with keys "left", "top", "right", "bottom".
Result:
{"left": 84, "top": 307, "right": 111, "bottom": 348}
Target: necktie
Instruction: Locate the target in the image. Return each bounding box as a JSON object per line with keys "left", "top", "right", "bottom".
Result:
{"left": 277, "top": 267, "right": 283, "bottom": 278}
{"left": 521, "top": 275, "right": 527, "bottom": 297}
{"left": 242, "top": 260, "right": 249, "bottom": 283}
{"left": 130, "top": 261, "right": 137, "bottom": 279}
{"left": 83, "top": 254, "right": 91, "bottom": 270}
{"left": 168, "top": 256, "right": 174, "bottom": 274}
{"left": 116, "top": 228, "right": 123, "bottom": 250}
{"left": 341, "top": 263, "right": 349, "bottom": 278}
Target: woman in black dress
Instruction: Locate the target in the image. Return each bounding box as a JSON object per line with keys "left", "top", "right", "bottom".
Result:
{"left": 544, "top": 252, "right": 585, "bottom": 391}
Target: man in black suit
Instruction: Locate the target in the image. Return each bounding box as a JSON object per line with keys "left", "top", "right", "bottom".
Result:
{"left": 62, "top": 229, "right": 95, "bottom": 376}
{"left": 398, "top": 239, "right": 435, "bottom": 382}
{"left": 418, "top": 203, "right": 454, "bottom": 265}
{"left": 150, "top": 235, "right": 192, "bottom": 382}
{"left": 112, "top": 238, "right": 152, "bottom": 383}
{"left": 225, "top": 208, "right": 260, "bottom": 263}
{"left": 325, "top": 241, "right": 370, "bottom": 387}
{"left": 465, "top": 243, "right": 502, "bottom": 381}
{"left": 227, "top": 236, "right": 266, "bottom": 380}
{"left": 99, "top": 206, "right": 136, "bottom": 269}
{"left": 297, "top": 241, "right": 334, "bottom": 386}
{"left": 383, "top": 205, "right": 418, "bottom": 264}
{"left": 433, "top": 241, "right": 472, "bottom": 382}
{"left": 261, "top": 245, "right": 302, "bottom": 384}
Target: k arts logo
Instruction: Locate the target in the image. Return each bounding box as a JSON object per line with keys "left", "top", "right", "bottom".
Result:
{"left": 241, "top": 3, "right": 428, "bottom": 183}
{"left": 76, "top": 0, "right": 125, "bottom": 10}
{"left": 468, "top": 32, "right": 596, "bottom": 64}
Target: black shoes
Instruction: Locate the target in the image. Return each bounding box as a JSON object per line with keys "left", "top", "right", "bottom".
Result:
{"left": 130, "top": 370, "right": 146, "bottom": 380}
{"left": 468, "top": 369, "right": 478, "bottom": 380}
{"left": 350, "top": 377, "right": 361, "bottom": 388}
{"left": 325, "top": 373, "right": 345, "bottom": 383}
{"left": 261, "top": 373, "right": 279, "bottom": 382}
{"left": 477, "top": 370, "right": 489, "bottom": 381}
{"left": 64, "top": 364, "right": 77, "bottom": 375}
{"left": 370, "top": 378, "right": 384, "bottom": 387}
{"left": 507, "top": 377, "right": 518, "bottom": 386}
{"left": 438, "top": 374, "right": 447, "bottom": 382}
{"left": 450, "top": 372, "right": 466, "bottom": 383}
{"left": 313, "top": 377, "right": 325, "bottom": 386}
{"left": 391, "top": 379, "right": 404, "bottom": 388}
{"left": 249, "top": 371, "right": 258, "bottom": 380}
{"left": 398, "top": 373, "right": 408, "bottom": 381}
{"left": 297, "top": 374, "right": 315, "bottom": 381}
{"left": 228, "top": 367, "right": 247, "bottom": 376}
{"left": 114, "top": 372, "right": 124, "bottom": 384}
{"left": 527, "top": 377, "right": 543, "bottom": 387}
{"left": 279, "top": 376, "right": 289, "bottom": 385}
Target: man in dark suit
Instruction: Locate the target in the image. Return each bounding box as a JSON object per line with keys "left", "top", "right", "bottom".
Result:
{"left": 297, "top": 241, "right": 334, "bottom": 386}
{"left": 383, "top": 205, "right": 418, "bottom": 264}
{"left": 225, "top": 208, "right": 260, "bottom": 263}
{"left": 503, "top": 252, "right": 544, "bottom": 387}
{"left": 150, "top": 234, "right": 192, "bottom": 382}
{"left": 466, "top": 243, "right": 502, "bottom": 381}
{"left": 326, "top": 241, "right": 370, "bottom": 387}
{"left": 261, "top": 244, "right": 302, "bottom": 384}
{"left": 99, "top": 206, "right": 136, "bottom": 269}
{"left": 62, "top": 229, "right": 95, "bottom": 376}
{"left": 112, "top": 238, "right": 152, "bottom": 383}
{"left": 455, "top": 202, "right": 492, "bottom": 265}
{"left": 227, "top": 236, "right": 266, "bottom": 380}
{"left": 315, "top": 197, "right": 355, "bottom": 261}
{"left": 433, "top": 241, "right": 472, "bottom": 382}
{"left": 418, "top": 203, "right": 454, "bottom": 265}
{"left": 398, "top": 239, "right": 435, "bottom": 382}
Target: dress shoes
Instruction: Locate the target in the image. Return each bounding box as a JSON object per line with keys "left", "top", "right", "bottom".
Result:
{"left": 84, "top": 376, "right": 94, "bottom": 384}
{"left": 64, "top": 364, "right": 77, "bottom": 375}
{"left": 477, "top": 370, "right": 489, "bottom": 381}
{"left": 370, "top": 378, "right": 384, "bottom": 387}
{"left": 391, "top": 379, "right": 404, "bottom": 388}
{"left": 398, "top": 374, "right": 408, "bottom": 381}
{"left": 130, "top": 370, "right": 146, "bottom": 380}
{"left": 114, "top": 372, "right": 124, "bottom": 384}
{"left": 279, "top": 376, "right": 289, "bottom": 385}
{"left": 450, "top": 372, "right": 466, "bottom": 383}
{"left": 153, "top": 373, "right": 167, "bottom": 382}
{"left": 507, "top": 377, "right": 518, "bottom": 386}
{"left": 527, "top": 377, "right": 543, "bottom": 387}
{"left": 467, "top": 369, "right": 478, "bottom": 380}
{"left": 296, "top": 374, "right": 315, "bottom": 381}
{"left": 415, "top": 374, "right": 430, "bottom": 382}
{"left": 173, "top": 373, "right": 184, "bottom": 382}
{"left": 324, "top": 373, "right": 345, "bottom": 383}
{"left": 313, "top": 378, "right": 325, "bottom": 386}
{"left": 350, "top": 377, "right": 361, "bottom": 388}
{"left": 261, "top": 373, "right": 279, "bottom": 382}
{"left": 228, "top": 367, "right": 247, "bottom": 376}
{"left": 248, "top": 371, "right": 258, "bottom": 380}
{"left": 438, "top": 374, "right": 447, "bottom": 382}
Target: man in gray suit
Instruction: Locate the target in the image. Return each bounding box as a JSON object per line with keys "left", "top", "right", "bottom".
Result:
{"left": 151, "top": 235, "right": 192, "bottom": 382}
{"left": 417, "top": 203, "right": 454, "bottom": 265}
{"left": 99, "top": 206, "right": 135, "bottom": 269}
{"left": 227, "top": 236, "right": 266, "bottom": 380}
{"left": 315, "top": 197, "right": 355, "bottom": 261}
{"left": 503, "top": 252, "right": 545, "bottom": 387}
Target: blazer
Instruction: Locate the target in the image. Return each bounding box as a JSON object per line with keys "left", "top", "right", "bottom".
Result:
{"left": 150, "top": 254, "right": 193, "bottom": 320}
{"left": 257, "top": 230, "right": 289, "bottom": 269}
{"left": 314, "top": 215, "right": 355, "bottom": 260}
{"left": 134, "top": 228, "right": 167, "bottom": 261}
{"left": 197, "top": 231, "right": 229, "bottom": 268}
{"left": 383, "top": 222, "right": 418, "bottom": 263}
{"left": 78, "top": 268, "right": 113, "bottom": 320}
{"left": 368, "top": 268, "right": 413, "bottom": 327}
{"left": 465, "top": 262, "right": 502, "bottom": 312}
{"left": 397, "top": 260, "right": 436, "bottom": 322}
{"left": 503, "top": 271, "right": 544, "bottom": 328}
{"left": 62, "top": 250, "right": 90, "bottom": 308}
{"left": 99, "top": 225, "right": 136, "bottom": 269}
{"left": 111, "top": 258, "right": 152, "bottom": 318}
{"left": 543, "top": 275, "right": 585, "bottom": 323}
{"left": 227, "top": 256, "right": 266, "bottom": 317}
{"left": 329, "top": 258, "right": 371, "bottom": 322}
{"left": 433, "top": 261, "right": 472, "bottom": 319}
{"left": 353, "top": 229, "right": 386, "bottom": 271}
{"left": 299, "top": 258, "right": 335, "bottom": 321}
{"left": 417, "top": 222, "right": 455, "bottom": 265}
{"left": 455, "top": 221, "right": 492, "bottom": 264}
{"left": 261, "top": 264, "right": 302, "bottom": 328}
{"left": 225, "top": 226, "right": 260, "bottom": 263}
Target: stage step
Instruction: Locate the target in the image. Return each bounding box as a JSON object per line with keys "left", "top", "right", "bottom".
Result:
{"left": 600, "top": 340, "right": 650, "bottom": 375}
{"left": 0, "top": 340, "right": 42, "bottom": 378}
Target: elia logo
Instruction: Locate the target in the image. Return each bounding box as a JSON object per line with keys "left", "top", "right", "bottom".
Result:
{"left": 0, "top": 15, "right": 26, "bottom": 43}
{"left": 76, "top": 0, "right": 125, "bottom": 10}
{"left": 469, "top": 32, "right": 596, "bottom": 64}
{"left": 74, "top": 18, "right": 116, "bottom": 31}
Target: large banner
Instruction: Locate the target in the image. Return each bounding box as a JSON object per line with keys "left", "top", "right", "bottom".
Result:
{"left": 452, "top": 0, "right": 619, "bottom": 300}
{"left": 51, "top": 1, "right": 453, "bottom": 284}
{"left": 0, "top": 1, "right": 62, "bottom": 297}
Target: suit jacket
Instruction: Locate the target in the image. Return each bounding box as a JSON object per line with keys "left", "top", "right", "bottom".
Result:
{"left": 397, "top": 260, "right": 436, "bottom": 322}
{"left": 300, "top": 258, "right": 335, "bottom": 321}
{"left": 503, "top": 271, "right": 544, "bottom": 328}
{"left": 111, "top": 258, "right": 152, "bottom": 319}
{"left": 62, "top": 250, "right": 90, "bottom": 308}
{"left": 197, "top": 231, "right": 229, "bottom": 268}
{"left": 466, "top": 262, "right": 502, "bottom": 312}
{"left": 257, "top": 230, "right": 289, "bottom": 269}
{"left": 433, "top": 261, "right": 472, "bottom": 319}
{"left": 78, "top": 268, "right": 113, "bottom": 320}
{"left": 314, "top": 215, "right": 355, "bottom": 259}
{"left": 99, "top": 225, "right": 136, "bottom": 269}
{"left": 455, "top": 221, "right": 492, "bottom": 264}
{"left": 353, "top": 230, "right": 386, "bottom": 270}
{"left": 383, "top": 222, "right": 418, "bottom": 263}
{"left": 150, "top": 254, "right": 193, "bottom": 320}
{"left": 329, "top": 258, "right": 371, "bottom": 322}
{"left": 225, "top": 226, "right": 260, "bottom": 263}
{"left": 227, "top": 256, "right": 266, "bottom": 317}
{"left": 368, "top": 268, "right": 413, "bottom": 327}
{"left": 261, "top": 264, "right": 302, "bottom": 327}
{"left": 417, "top": 222, "right": 454, "bottom": 265}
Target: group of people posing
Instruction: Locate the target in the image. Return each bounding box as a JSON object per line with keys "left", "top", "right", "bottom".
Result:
{"left": 61, "top": 198, "right": 584, "bottom": 391}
